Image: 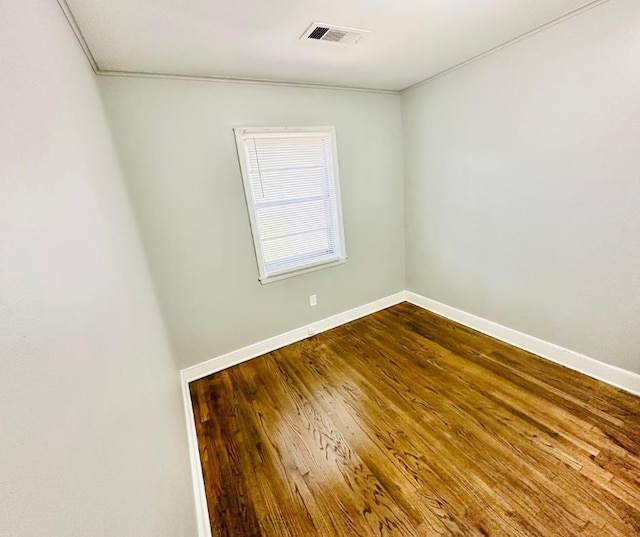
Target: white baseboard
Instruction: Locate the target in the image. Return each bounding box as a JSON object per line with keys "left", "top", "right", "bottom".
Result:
{"left": 181, "top": 291, "right": 406, "bottom": 383}
{"left": 180, "top": 291, "right": 405, "bottom": 537}
{"left": 406, "top": 291, "right": 640, "bottom": 397}
{"left": 180, "top": 376, "right": 212, "bottom": 537}
{"left": 182, "top": 289, "right": 640, "bottom": 537}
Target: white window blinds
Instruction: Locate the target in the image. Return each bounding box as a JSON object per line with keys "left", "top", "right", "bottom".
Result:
{"left": 234, "top": 127, "right": 346, "bottom": 283}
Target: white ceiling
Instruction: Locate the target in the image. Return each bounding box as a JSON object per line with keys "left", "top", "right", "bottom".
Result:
{"left": 65, "top": 0, "right": 600, "bottom": 91}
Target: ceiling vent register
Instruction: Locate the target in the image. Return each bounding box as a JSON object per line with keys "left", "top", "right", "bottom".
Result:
{"left": 301, "top": 22, "right": 369, "bottom": 46}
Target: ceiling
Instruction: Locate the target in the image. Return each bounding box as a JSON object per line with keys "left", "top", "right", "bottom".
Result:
{"left": 64, "top": 0, "right": 602, "bottom": 92}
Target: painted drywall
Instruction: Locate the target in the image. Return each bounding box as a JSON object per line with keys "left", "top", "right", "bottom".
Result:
{"left": 0, "top": 2, "right": 195, "bottom": 535}
{"left": 99, "top": 78, "right": 405, "bottom": 369}
{"left": 403, "top": 0, "right": 640, "bottom": 373}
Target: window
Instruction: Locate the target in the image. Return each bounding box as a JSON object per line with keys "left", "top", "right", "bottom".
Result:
{"left": 234, "top": 126, "right": 346, "bottom": 284}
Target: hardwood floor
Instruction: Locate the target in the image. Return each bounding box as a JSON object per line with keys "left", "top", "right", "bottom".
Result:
{"left": 189, "top": 303, "right": 640, "bottom": 536}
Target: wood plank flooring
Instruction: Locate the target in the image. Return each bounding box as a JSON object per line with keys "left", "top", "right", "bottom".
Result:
{"left": 189, "top": 303, "right": 640, "bottom": 536}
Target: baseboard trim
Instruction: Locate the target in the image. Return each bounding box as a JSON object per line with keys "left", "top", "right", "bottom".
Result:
{"left": 180, "top": 291, "right": 406, "bottom": 537}
{"left": 182, "top": 289, "right": 640, "bottom": 537}
{"left": 181, "top": 291, "right": 406, "bottom": 383}
{"left": 180, "top": 375, "right": 212, "bottom": 537}
{"left": 405, "top": 291, "right": 640, "bottom": 397}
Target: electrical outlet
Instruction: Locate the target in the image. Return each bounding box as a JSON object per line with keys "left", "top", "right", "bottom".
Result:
{"left": 309, "top": 294, "right": 317, "bottom": 307}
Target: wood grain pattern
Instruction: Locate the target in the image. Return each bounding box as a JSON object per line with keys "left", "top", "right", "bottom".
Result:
{"left": 190, "top": 303, "right": 640, "bottom": 536}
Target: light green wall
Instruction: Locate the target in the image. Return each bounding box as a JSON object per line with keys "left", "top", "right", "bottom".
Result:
{"left": 99, "top": 78, "right": 405, "bottom": 369}
{"left": 0, "top": 1, "right": 195, "bottom": 535}
{"left": 99, "top": 0, "right": 639, "bottom": 378}
{"left": 403, "top": 0, "right": 640, "bottom": 373}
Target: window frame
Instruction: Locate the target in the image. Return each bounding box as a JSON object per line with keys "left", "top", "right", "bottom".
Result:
{"left": 234, "top": 126, "right": 347, "bottom": 284}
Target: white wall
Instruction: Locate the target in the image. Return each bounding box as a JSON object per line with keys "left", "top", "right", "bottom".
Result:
{"left": 99, "top": 78, "right": 405, "bottom": 369}
{"left": 403, "top": 0, "right": 640, "bottom": 373}
{"left": 0, "top": 2, "right": 195, "bottom": 535}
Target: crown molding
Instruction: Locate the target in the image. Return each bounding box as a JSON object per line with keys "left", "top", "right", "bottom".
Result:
{"left": 401, "top": 0, "right": 611, "bottom": 94}
{"left": 56, "top": 0, "right": 98, "bottom": 72}
{"left": 56, "top": 0, "right": 611, "bottom": 95}
{"left": 54, "top": 0, "right": 399, "bottom": 95}
{"left": 95, "top": 69, "right": 400, "bottom": 94}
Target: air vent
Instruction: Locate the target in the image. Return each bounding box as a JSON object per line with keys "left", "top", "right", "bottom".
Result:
{"left": 301, "top": 22, "right": 369, "bottom": 46}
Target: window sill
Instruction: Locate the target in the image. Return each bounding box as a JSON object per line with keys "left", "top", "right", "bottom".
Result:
{"left": 259, "top": 257, "right": 347, "bottom": 285}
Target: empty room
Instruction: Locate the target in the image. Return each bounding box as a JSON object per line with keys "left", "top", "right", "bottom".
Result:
{"left": 2, "top": 0, "right": 640, "bottom": 535}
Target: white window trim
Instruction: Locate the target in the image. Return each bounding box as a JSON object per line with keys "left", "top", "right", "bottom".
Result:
{"left": 234, "top": 126, "right": 347, "bottom": 284}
